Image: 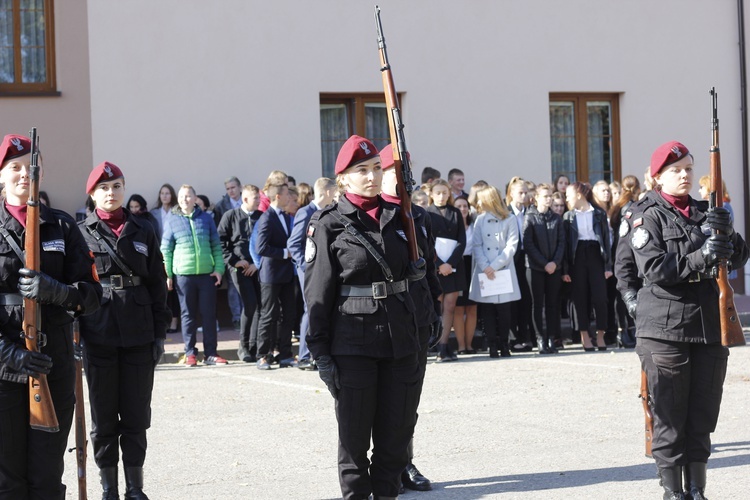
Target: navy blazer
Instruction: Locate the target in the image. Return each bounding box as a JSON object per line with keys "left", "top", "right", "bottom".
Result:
{"left": 287, "top": 202, "right": 318, "bottom": 273}
{"left": 255, "top": 207, "right": 294, "bottom": 284}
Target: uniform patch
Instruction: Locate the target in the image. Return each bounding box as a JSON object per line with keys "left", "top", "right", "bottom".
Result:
{"left": 133, "top": 241, "right": 149, "bottom": 256}
{"left": 42, "top": 239, "right": 65, "bottom": 254}
{"left": 631, "top": 227, "right": 650, "bottom": 249}
{"left": 420, "top": 225, "right": 427, "bottom": 238}
{"left": 624, "top": 210, "right": 632, "bottom": 219}
{"left": 307, "top": 225, "right": 315, "bottom": 237}
{"left": 632, "top": 217, "right": 643, "bottom": 228}
{"left": 619, "top": 220, "right": 630, "bottom": 238}
{"left": 304, "top": 238, "right": 316, "bottom": 262}
{"left": 396, "top": 230, "right": 408, "bottom": 241}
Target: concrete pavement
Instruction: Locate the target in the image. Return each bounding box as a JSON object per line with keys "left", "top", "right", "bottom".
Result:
{"left": 64, "top": 327, "right": 750, "bottom": 499}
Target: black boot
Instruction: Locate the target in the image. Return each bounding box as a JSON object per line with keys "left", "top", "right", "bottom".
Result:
{"left": 499, "top": 341, "right": 511, "bottom": 357}
{"left": 659, "top": 466, "right": 685, "bottom": 500}
{"left": 436, "top": 344, "right": 454, "bottom": 362}
{"left": 537, "top": 335, "right": 551, "bottom": 354}
{"left": 488, "top": 342, "right": 499, "bottom": 358}
{"left": 684, "top": 463, "right": 707, "bottom": 500}
{"left": 100, "top": 467, "right": 119, "bottom": 500}
{"left": 401, "top": 463, "right": 432, "bottom": 491}
{"left": 124, "top": 467, "right": 149, "bottom": 500}
{"left": 547, "top": 338, "right": 558, "bottom": 354}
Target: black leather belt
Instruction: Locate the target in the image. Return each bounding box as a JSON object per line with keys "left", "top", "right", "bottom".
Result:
{"left": 0, "top": 293, "right": 23, "bottom": 305}
{"left": 100, "top": 275, "right": 143, "bottom": 289}
{"left": 340, "top": 280, "right": 408, "bottom": 299}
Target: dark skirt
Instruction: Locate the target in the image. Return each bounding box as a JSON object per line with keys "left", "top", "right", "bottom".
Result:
{"left": 456, "top": 254, "right": 476, "bottom": 306}
{"left": 437, "top": 255, "right": 466, "bottom": 295}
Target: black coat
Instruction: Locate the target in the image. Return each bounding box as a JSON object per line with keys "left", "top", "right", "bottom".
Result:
{"left": 522, "top": 206, "right": 565, "bottom": 271}
{"left": 78, "top": 210, "right": 170, "bottom": 347}
{"left": 624, "top": 190, "right": 748, "bottom": 343}
{"left": 304, "top": 195, "right": 418, "bottom": 359}
{"left": 426, "top": 204, "right": 466, "bottom": 294}
{"left": 0, "top": 202, "right": 102, "bottom": 384}
{"left": 217, "top": 207, "right": 261, "bottom": 268}
{"left": 562, "top": 205, "right": 612, "bottom": 274}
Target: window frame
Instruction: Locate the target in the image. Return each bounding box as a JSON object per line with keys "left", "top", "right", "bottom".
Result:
{"left": 549, "top": 92, "right": 621, "bottom": 183}
{"left": 0, "top": 0, "right": 58, "bottom": 96}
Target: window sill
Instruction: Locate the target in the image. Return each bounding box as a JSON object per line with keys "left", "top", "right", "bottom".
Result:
{"left": 0, "top": 90, "right": 62, "bottom": 97}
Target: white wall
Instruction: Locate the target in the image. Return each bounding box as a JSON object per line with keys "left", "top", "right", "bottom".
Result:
{"left": 82, "top": 0, "right": 745, "bottom": 244}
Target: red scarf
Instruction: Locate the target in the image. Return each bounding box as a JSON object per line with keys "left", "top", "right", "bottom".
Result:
{"left": 659, "top": 191, "right": 691, "bottom": 218}
{"left": 5, "top": 202, "right": 27, "bottom": 228}
{"left": 380, "top": 193, "right": 399, "bottom": 205}
{"left": 97, "top": 208, "right": 126, "bottom": 237}
{"left": 345, "top": 193, "right": 380, "bottom": 223}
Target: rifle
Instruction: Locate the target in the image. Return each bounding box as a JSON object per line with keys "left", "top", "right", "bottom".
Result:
{"left": 708, "top": 87, "right": 746, "bottom": 347}
{"left": 639, "top": 370, "right": 653, "bottom": 458}
{"left": 23, "top": 127, "right": 59, "bottom": 432}
{"left": 69, "top": 319, "right": 88, "bottom": 499}
{"left": 374, "top": 5, "right": 426, "bottom": 281}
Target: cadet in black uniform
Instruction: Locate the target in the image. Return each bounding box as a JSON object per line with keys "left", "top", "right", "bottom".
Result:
{"left": 0, "top": 134, "right": 102, "bottom": 499}
{"left": 380, "top": 144, "right": 441, "bottom": 492}
{"left": 304, "top": 135, "right": 421, "bottom": 500}
{"left": 78, "top": 162, "right": 170, "bottom": 499}
{"left": 616, "top": 141, "right": 748, "bottom": 499}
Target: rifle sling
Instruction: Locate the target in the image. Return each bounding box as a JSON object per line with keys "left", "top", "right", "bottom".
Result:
{"left": 329, "top": 209, "right": 394, "bottom": 282}
{"left": 86, "top": 227, "right": 135, "bottom": 277}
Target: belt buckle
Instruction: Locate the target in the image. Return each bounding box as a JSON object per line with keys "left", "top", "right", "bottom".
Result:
{"left": 110, "top": 275, "right": 124, "bottom": 289}
{"left": 372, "top": 281, "right": 387, "bottom": 300}
{"left": 688, "top": 272, "right": 701, "bottom": 283}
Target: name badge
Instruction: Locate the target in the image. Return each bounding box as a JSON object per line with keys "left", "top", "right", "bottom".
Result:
{"left": 134, "top": 241, "right": 149, "bottom": 256}
{"left": 42, "top": 239, "right": 65, "bottom": 254}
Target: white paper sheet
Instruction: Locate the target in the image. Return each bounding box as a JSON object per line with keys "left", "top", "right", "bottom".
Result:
{"left": 435, "top": 237, "right": 458, "bottom": 262}
{"left": 477, "top": 269, "right": 514, "bottom": 297}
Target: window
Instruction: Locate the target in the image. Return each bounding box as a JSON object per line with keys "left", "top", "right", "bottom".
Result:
{"left": 0, "top": 0, "right": 57, "bottom": 95}
{"left": 320, "top": 93, "right": 391, "bottom": 177}
{"left": 549, "top": 93, "right": 620, "bottom": 183}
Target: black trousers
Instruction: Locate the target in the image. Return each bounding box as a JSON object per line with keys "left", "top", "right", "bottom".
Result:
{"left": 257, "top": 281, "right": 295, "bottom": 360}
{"left": 84, "top": 342, "right": 155, "bottom": 469}
{"left": 481, "top": 302, "right": 512, "bottom": 348}
{"left": 528, "top": 268, "right": 562, "bottom": 343}
{"left": 637, "top": 337, "right": 728, "bottom": 468}
{"left": 0, "top": 358, "right": 75, "bottom": 499}
{"left": 570, "top": 241, "right": 608, "bottom": 331}
{"left": 334, "top": 353, "right": 421, "bottom": 500}
{"left": 510, "top": 250, "right": 533, "bottom": 344}
{"left": 408, "top": 326, "right": 431, "bottom": 461}
{"left": 230, "top": 269, "right": 259, "bottom": 352}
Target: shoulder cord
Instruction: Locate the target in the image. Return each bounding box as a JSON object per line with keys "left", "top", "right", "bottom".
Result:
{"left": 0, "top": 227, "right": 25, "bottom": 265}
{"left": 329, "top": 209, "right": 393, "bottom": 282}
{"left": 86, "top": 227, "right": 134, "bottom": 277}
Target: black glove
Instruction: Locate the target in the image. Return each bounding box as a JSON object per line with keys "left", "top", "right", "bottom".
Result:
{"left": 705, "top": 207, "right": 734, "bottom": 236}
{"left": 18, "top": 268, "right": 78, "bottom": 309}
{"left": 0, "top": 338, "right": 52, "bottom": 378}
{"left": 700, "top": 234, "right": 734, "bottom": 268}
{"left": 152, "top": 338, "right": 165, "bottom": 366}
{"left": 428, "top": 320, "right": 442, "bottom": 349}
{"left": 315, "top": 355, "right": 340, "bottom": 399}
{"left": 621, "top": 290, "right": 638, "bottom": 320}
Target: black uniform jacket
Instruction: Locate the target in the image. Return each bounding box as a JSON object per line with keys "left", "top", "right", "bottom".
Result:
{"left": 614, "top": 200, "right": 645, "bottom": 296}
{"left": 79, "top": 210, "right": 169, "bottom": 347}
{"left": 425, "top": 204, "right": 465, "bottom": 269}
{"left": 382, "top": 198, "right": 441, "bottom": 330}
{"left": 217, "top": 207, "right": 261, "bottom": 268}
{"left": 0, "top": 202, "right": 102, "bottom": 384}
{"left": 304, "top": 195, "right": 419, "bottom": 359}
{"left": 522, "top": 205, "right": 565, "bottom": 271}
{"left": 625, "top": 190, "right": 748, "bottom": 343}
{"left": 562, "top": 205, "right": 612, "bottom": 274}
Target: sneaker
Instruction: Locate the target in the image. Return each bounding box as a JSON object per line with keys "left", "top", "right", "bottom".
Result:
{"left": 256, "top": 358, "right": 271, "bottom": 370}
{"left": 185, "top": 354, "right": 198, "bottom": 367}
{"left": 204, "top": 355, "right": 228, "bottom": 366}
{"left": 278, "top": 357, "right": 297, "bottom": 368}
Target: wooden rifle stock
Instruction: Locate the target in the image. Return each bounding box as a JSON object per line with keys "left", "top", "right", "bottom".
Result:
{"left": 708, "top": 88, "right": 745, "bottom": 347}
{"left": 69, "top": 319, "right": 88, "bottom": 499}
{"left": 23, "top": 128, "right": 59, "bottom": 432}
{"left": 639, "top": 370, "right": 653, "bottom": 458}
{"left": 375, "top": 6, "right": 426, "bottom": 279}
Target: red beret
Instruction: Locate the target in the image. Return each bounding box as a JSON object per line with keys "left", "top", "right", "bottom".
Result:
{"left": 379, "top": 143, "right": 411, "bottom": 171}
{"left": 334, "top": 135, "right": 379, "bottom": 175}
{"left": 86, "top": 161, "right": 124, "bottom": 193}
{"left": 0, "top": 134, "right": 32, "bottom": 169}
{"left": 650, "top": 141, "right": 690, "bottom": 177}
